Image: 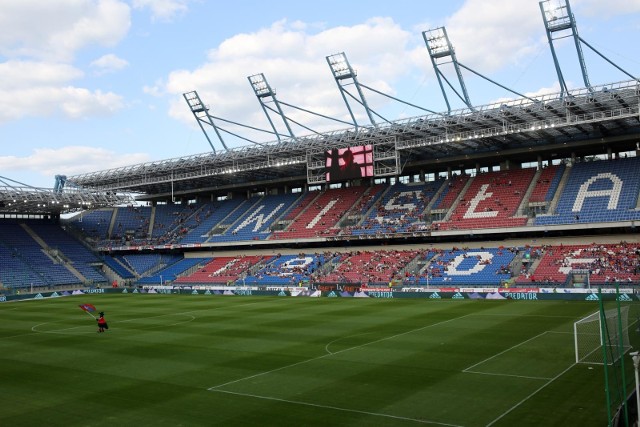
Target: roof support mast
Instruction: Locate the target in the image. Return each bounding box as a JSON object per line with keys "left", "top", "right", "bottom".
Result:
{"left": 248, "top": 73, "right": 296, "bottom": 142}
{"left": 183, "top": 91, "right": 229, "bottom": 153}
{"left": 540, "top": 0, "right": 591, "bottom": 97}
{"left": 423, "top": 27, "right": 473, "bottom": 113}
{"left": 540, "top": 0, "right": 638, "bottom": 99}
{"left": 327, "top": 52, "right": 377, "bottom": 129}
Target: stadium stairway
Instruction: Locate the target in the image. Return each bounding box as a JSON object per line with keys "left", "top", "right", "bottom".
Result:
{"left": 440, "top": 176, "right": 474, "bottom": 222}
{"left": 269, "top": 191, "right": 322, "bottom": 239}
{"left": 177, "top": 199, "right": 244, "bottom": 244}
{"left": 516, "top": 168, "right": 541, "bottom": 216}
{"left": 21, "top": 223, "right": 89, "bottom": 284}
{"left": 423, "top": 178, "right": 447, "bottom": 213}
{"left": 338, "top": 185, "right": 387, "bottom": 232}
{"left": 545, "top": 164, "right": 571, "bottom": 216}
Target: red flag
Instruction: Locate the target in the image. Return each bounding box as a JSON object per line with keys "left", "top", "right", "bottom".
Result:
{"left": 79, "top": 303, "right": 97, "bottom": 313}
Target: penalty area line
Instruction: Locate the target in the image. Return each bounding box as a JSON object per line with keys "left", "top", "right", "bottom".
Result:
{"left": 463, "top": 330, "right": 551, "bottom": 373}
{"left": 210, "top": 389, "right": 463, "bottom": 427}
{"left": 486, "top": 363, "right": 576, "bottom": 427}
{"left": 464, "top": 370, "right": 552, "bottom": 381}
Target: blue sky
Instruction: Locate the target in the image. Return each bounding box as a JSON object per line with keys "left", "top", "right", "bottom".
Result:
{"left": 0, "top": 0, "right": 638, "bottom": 189}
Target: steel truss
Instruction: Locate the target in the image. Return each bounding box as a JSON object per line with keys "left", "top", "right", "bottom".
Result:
{"left": 67, "top": 79, "right": 640, "bottom": 198}
{"left": 0, "top": 184, "right": 133, "bottom": 215}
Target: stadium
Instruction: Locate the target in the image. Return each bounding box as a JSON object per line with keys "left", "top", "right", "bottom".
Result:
{"left": 1, "top": 1, "right": 640, "bottom": 425}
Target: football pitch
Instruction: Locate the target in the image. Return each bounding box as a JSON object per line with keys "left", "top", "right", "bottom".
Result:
{"left": 1, "top": 295, "right": 638, "bottom": 426}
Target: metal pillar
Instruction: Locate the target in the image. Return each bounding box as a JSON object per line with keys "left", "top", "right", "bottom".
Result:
{"left": 539, "top": 0, "right": 590, "bottom": 95}
{"left": 248, "top": 73, "right": 295, "bottom": 142}
{"left": 183, "top": 91, "right": 228, "bottom": 153}
{"left": 423, "top": 27, "right": 473, "bottom": 113}
{"left": 326, "top": 52, "right": 377, "bottom": 128}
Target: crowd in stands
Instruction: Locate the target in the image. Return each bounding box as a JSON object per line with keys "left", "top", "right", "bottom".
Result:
{"left": 2, "top": 157, "right": 640, "bottom": 291}
{"left": 316, "top": 249, "right": 419, "bottom": 284}
{"left": 516, "top": 242, "right": 640, "bottom": 285}
{"left": 1, "top": 218, "right": 638, "bottom": 289}
{"left": 62, "top": 157, "right": 640, "bottom": 248}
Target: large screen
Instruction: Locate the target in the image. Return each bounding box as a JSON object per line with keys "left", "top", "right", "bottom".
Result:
{"left": 325, "top": 145, "right": 374, "bottom": 182}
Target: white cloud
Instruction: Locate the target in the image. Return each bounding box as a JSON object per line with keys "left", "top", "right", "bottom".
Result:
{"left": 132, "top": 0, "right": 189, "bottom": 22}
{"left": 143, "top": 81, "right": 164, "bottom": 97}
{"left": 0, "top": 146, "right": 150, "bottom": 181}
{"left": 573, "top": 0, "right": 640, "bottom": 18}
{"left": 0, "top": 60, "right": 124, "bottom": 122}
{"left": 0, "top": 60, "right": 83, "bottom": 88}
{"left": 444, "top": 0, "right": 545, "bottom": 72}
{"left": 164, "top": 18, "right": 416, "bottom": 140}
{"left": 90, "top": 53, "right": 129, "bottom": 74}
{"left": 0, "top": 0, "right": 131, "bottom": 62}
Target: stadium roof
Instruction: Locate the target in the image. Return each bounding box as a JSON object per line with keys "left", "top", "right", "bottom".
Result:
{"left": 0, "top": 184, "right": 133, "bottom": 216}
{"left": 65, "top": 79, "right": 640, "bottom": 200}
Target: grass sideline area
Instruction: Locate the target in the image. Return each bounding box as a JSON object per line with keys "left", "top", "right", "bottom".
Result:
{"left": 1, "top": 295, "right": 638, "bottom": 426}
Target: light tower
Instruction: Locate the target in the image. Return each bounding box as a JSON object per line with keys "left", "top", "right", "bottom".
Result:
{"left": 539, "top": 0, "right": 590, "bottom": 96}
{"left": 183, "top": 90, "right": 228, "bottom": 153}
{"left": 326, "top": 52, "right": 377, "bottom": 129}
{"left": 248, "top": 73, "right": 295, "bottom": 142}
{"left": 423, "top": 27, "right": 472, "bottom": 113}
{"left": 540, "top": 0, "right": 638, "bottom": 98}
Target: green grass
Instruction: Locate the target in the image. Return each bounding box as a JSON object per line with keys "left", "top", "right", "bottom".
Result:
{"left": 0, "top": 295, "right": 637, "bottom": 426}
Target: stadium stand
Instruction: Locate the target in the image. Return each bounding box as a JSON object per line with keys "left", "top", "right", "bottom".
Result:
{"left": 535, "top": 157, "right": 640, "bottom": 225}
{"left": 436, "top": 168, "right": 535, "bottom": 230}
{"left": 348, "top": 181, "right": 441, "bottom": 236}
{"left": 66, "top": 208, "right": 113, "bottom": 242}
{"left": 26, "top": 220, "right": 107, "bottom": 284}
{"left": 178, "top": 199, "right": 244, "bottom": 244}
{"left": 315, "top": 249, "right": 419, "bottom": 285}
{"left": 2, "top": 156, "right": 640, "bottom": 292}
{"left": 432, "top": 174, "right": 470, "bottom": 210}
{"left": 174, "top": 255, "right": 267, "bottom": 285}
{"left": 528, "top": 164, "right": 565, "bottom": 203}
{"left": 136, "top": 256, "right": 211, "bottom": 284}
{"left": 209, "top": 193, "right": 303, "bottom": 243}
{"left": 516, "top": 242, "right": 640, "bottom": 285}
{"left": 422, "top": 247, "right": 517, "bottom": 286}
{"left": 0, "top": 220, "right": 82, "bottom": 288}
{"left": 243, "top": 253, "right": 327, "bottom": 286}
{"left": 271, "top": 187, "right": 369, "bottom": 240}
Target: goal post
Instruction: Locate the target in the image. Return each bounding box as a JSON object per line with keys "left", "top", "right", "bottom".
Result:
{"left": 574, "top": 305, "right": 630, "bottom": 365}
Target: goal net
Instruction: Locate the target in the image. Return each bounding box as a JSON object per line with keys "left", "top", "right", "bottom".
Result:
{"left": 574, "top": 306, "right": 630, "bottom": 365}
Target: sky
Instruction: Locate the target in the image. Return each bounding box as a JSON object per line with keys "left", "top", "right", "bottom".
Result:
{"left": 0, "top": 0, "right": 638, "bottom": 189}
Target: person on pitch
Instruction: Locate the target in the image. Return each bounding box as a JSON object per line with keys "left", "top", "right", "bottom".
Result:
{"left": 97, "top": 311, "right": 109, "bottom": 333}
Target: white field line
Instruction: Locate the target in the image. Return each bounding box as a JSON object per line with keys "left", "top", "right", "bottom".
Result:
{"left": 211, "top": 389, "right": 464, "bottom": 427}
{"left": 463, "top": 330, "right": 573, "bottom": 375}
{"left": 208, "top": 312, "right": 473, "bottom": 390}
{"left": 466, "top": 329, "right": 577, "bottom": 426}
{"left": 464, "top": 370, "right": 553, "bottom": 381}
{"left": 324, "top": 332, "right": 373, "bottom": 355}
{"left": 463, "top": 330, "right": 573, "bottom": 380}
{"left": 463, "top": 330, "right": 552, "bottom": 373}
{"left": 486, "top": 363, "right": 576, "bottom": 427}
{"left": 473, "top": 313, "right": 577, "bottom": 319}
